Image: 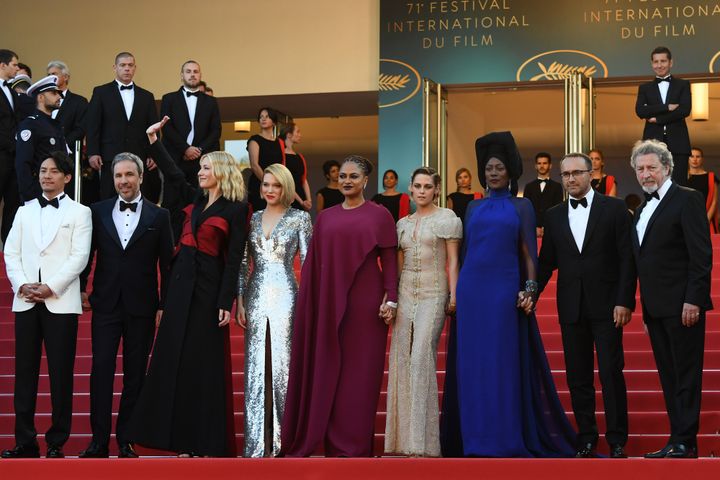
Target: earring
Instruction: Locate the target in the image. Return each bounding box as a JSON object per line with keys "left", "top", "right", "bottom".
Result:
{"left": 364, "top": 183, "right": 367, "bottom": 190}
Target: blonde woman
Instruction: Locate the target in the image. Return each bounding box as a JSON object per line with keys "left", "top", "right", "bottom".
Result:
{"left": 236, "top": 163, "right": 312, "bottom": 457}
{"left": 130, "top": 117, "right": 249, "bottom": 457}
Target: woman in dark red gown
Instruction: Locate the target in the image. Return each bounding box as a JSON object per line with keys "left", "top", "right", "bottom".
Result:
{"left": 281, "top": 155, "right": 398, "bottom": 457}
{"left": 130, "top": 117, "right": 248, "bottom": 457}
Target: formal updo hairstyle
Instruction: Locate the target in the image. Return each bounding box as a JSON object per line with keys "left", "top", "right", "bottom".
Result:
{"left": 279, "top": 122, "right": 297, "bottom": 142}
{"left": 411, "top": 166, "right": 442, "bottom": 199}
{"left": 341, "top": 155, "right": 373, "bottom": 177}
{"left": 455, "top": 167, "right": 472, "bottom": 192}
{"left": 257, "top": 106, "right": 279, "bottom": 125}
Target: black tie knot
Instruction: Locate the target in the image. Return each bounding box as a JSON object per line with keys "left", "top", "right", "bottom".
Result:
{"left": 119, "top": 201, "right": 138, "bottom": 212}
{"left": 644, "top": 191, "right": 660, "bottom": 202}
{"left": 38, "top": 195, "right": 62, "bottom": 208}
{"left": 538, "top": 179, "right": 547, "bottom": 184}
{"left": 655, "top": 76, "right": 671, "bottom": 84}
{"left": 570, "top": 197, "right": 588, "bottom": 209}
{"left": 3, "top": 80, "right": 10, "bottom": 88}
{"left": 185, "top": 90, "right": 200, "bottom": 97}
{"left": 119, "top": 84, "right": 133, "bottom": 91}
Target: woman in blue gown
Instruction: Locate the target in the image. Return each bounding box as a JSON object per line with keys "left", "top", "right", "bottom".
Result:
{"left": 440, "top": 131, "right": 576, "bottom": 457}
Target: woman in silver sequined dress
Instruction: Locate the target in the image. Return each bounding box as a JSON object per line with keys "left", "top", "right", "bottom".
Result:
{"left": 236, "top": 163, "right": 312, "bottom": 457}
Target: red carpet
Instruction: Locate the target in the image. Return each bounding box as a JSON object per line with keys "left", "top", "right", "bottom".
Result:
{"left": 1, "top": 236, "right": 720, "bottom": 474}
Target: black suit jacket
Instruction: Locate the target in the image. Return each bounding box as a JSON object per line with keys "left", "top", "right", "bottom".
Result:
{"left": 56, "top": 90, "right": 88, "bottom": 153}
{"left": 0, "top": 86, "right": 18, "bottom": 154}
{"left": 160, "top": 88, "right": 221, "bottom": 161}
{"left": 635, "top": 77, "right": 691, "bottom": 155}
{"left": 632, "top": 183, "right": 712, "bottom": 318}
{"left": 539, "top": 193, "right": 636, "bottom": 323}
{"left": 523, "top": 178, "right": 564, "bottom": 227}
{"left": 85, "top": 81, "right": 158, "bottom": 162}
{"left": 82, "top": 197, "right": 174, "bottom": 317}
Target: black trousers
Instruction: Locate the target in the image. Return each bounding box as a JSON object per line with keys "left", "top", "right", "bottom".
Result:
{"left": 14, "top": 304, "right": 78, "bottom": 447}
{"left": 0, "top": 149, "right": 19, "bottom": 243}
{"left": 99, "top": 163, "right": 161, "bottom": 204}
{"left": 178, "top": 158, "right": 200, "bottom": 188}
{"left": 644, "top": 309, "right": 705, "bottom": 446}
{"left": 89, "top": 307, "right": 155, "bottom": 446}
{"left": 560, "top": 313, "right": 628, "bottom": 447}
{"left": 670, "top": 152, "right": 689, "bottom": 186}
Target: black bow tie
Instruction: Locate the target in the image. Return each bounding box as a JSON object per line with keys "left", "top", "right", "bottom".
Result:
{"left": 538, "top": 179, "right": 547, "bottom": 184}
{"left": 570, "top": 197, "right": 588, "bottom": 209}
{"left": 185, "top": 90, "right": 200, "bottom": 97}
{"left": 3, "top": 80, "right": 10, "bottom": 88}
{"left": 644, "top": 191, "right": 660, "bottom": 202}
{"left": 655, "top": 76, "right": 671, "bottom": 84}
{"left": 119, "top": 201, "right": 138, "bottom": 212}
{"left": 38, "top": 194, "right": 63, "bottom": 208}
{"left": 119, "top": 84, "right": 133, "bottom": 91}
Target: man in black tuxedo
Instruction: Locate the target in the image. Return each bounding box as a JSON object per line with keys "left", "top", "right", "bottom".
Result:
{"left": 538, "top": 152, "right": 636, "bottom": 459}
{"left": 160, "top": 60, "right": 221, "bottom": 187}
{"left": 86, "top": 52, "right": 159, "bottom": 203}
{"left": 46, "top": 60, "right": 92, "bottom": 203}
{"left": 79, "top": 151, "right": 173, "bottom": 458}
{"left": 635, "top": 46, "right": 691, "bottom": 185}
{"left": 631, "top": 140, "right": 712, "bottom": 458}
{"left": 522, "top": 152, "right": 564, "bottom": 237}
{"left": 0, "top": 48, "right": 20, "bottom": 243}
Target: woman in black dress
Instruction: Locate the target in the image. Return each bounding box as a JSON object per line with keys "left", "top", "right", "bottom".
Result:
{"left": 589, "top": 149, "right": 617, "bottom": 196}
{"left": 447, "top": 167, "right": 482, "bottom": 222}
{"left": 279, "top": 122, "right": 312, "bottom": 211}
{"left": 247, "top": 107, "right": 284, "bottom": 212}
{"left": 372, "top": 169, "right": 410, "bottom": 222}
{"left": 316, "top": 160, "right": 343, "bottom": 212}
{"left": 130, "top": 116, "right": 248, "bottom": 457}
{"left": 687, "top": 146, "right": 718, "bottom": 233}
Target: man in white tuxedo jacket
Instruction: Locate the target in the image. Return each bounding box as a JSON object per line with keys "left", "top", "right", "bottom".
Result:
{"left": 2, "top": 151, "right": 92, "bottom": 459}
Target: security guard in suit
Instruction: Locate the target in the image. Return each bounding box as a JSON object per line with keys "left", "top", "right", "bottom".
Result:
{"left": 15, "top": 75, "right": 67, "bottom": 203}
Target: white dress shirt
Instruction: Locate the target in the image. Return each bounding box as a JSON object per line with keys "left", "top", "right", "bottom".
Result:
{"left": 636, "top": 179, "right": 672, "bottom": 245}
{"left": 40, "top": 194, "right": 68, "bottom": 247}
{"left": 183, "top": 88, "right": 199, "bottom": 145}
{"left": 116, "top": 80, "right": 135, "bottom": 121}
{"left": 567, "top": 188, "right": 594, "bottom": 253}
{"left": 538, "top": 177, "right": 549, "bottom": 193}
{"left": 1, "top": 80, "right": 14, "bottom": 110}
{"left": 657, "top": 76, "right": 670, "bottom": 104}
{"left": 112, "top": 193, "right": 143, "bottom": 249}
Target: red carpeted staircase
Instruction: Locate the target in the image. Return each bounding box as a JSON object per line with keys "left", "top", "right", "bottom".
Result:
{"left": 1, "top": 237, "right": 720, "bottom": 458}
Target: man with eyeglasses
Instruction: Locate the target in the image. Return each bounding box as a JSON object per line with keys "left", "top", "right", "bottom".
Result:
{"left": 522, "top": 152, "right": 564, "bottom": 237}
{"left": 631, "top": 139, "right": 711, "bottom": 459}
{"left": 538, "top": 152, "right": 635, "bottom": 459}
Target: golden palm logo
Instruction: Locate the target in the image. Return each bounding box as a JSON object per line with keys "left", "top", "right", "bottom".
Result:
{"left": 516, "top": 50, "right": 608, "bottom": 82}
{"left": 530, "top": 61, "right": 598, "bottom": 81}
{"left": 378, "top": 73, "right": 411, "bottom": 91}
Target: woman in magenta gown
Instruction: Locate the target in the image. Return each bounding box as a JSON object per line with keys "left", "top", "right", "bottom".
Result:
{"left": 281, "top": 155, "right": 398, "bottom": 457}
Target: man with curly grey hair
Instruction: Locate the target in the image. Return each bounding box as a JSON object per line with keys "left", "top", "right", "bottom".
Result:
{"left": 631, "top": 139, "right": 712, "bottom": 458}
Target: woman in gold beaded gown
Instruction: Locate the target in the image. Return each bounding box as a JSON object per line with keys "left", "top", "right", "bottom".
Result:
{"left": 236, "top": 163, "right": 312, "bottom": 457}
{"left": 384, "top": 167, "right": 461, "bottom": 457}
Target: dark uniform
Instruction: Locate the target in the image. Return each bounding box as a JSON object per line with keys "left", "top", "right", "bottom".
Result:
{"left": 15, "top": 109, "right": 67, "bottom": 202}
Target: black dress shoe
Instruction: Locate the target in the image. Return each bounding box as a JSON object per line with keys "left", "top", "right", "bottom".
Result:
{"left": 118, "top": 443, "right": 139, "bottom": 458}
{"left": 666, "top": 443, "right": 698, "bottom": 458}
{"left": 1, "top": 443, "right": 41, "bottom": 458}
{"left": 575, "top": 442, "right": 597, "bottom": 458}
{"left": 46, "top": 445, "right": 64, "bottom": 458}
{"left": 644, "top": 443, "right": 674, "bottom": 458}
{"left": 78, "top": 441, "right": 109, "bottom": 458}
{"left": 609, "top": 444, "right": 627, "bottom": 458}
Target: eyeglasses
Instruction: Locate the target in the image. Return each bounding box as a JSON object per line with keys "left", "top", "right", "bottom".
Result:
{"left": 560, "top": 169, "right": 590, "bottom": 180}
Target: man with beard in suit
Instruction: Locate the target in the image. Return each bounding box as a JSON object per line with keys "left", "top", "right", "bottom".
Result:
{"left": 538, "top": 152, "right": 636, "bottom": 459}
{"left": 635, "top": 46, "right": 691, "bottom": 185}
{"left": 160, "top": 60, "right": 221, "bottom": 187}
{"left": 78, "top": 151, "right": 173, "bottom": 458}
{"left": 522, "top": 152, "right": 564, "bottom": 237}
{"left": 2, "top": 152, "right": 92, "bottom": 458}
{"left": 631, "top": 139, "right": 712, "bottom": 458}
{"left": 0, "top": 48, "right": 20, "bottom": 242}
{"left": 86, "top": 52, "right": 159, "bottom": 203}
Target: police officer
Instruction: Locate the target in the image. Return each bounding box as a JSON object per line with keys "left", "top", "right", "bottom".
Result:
{"left": 15, "top": 74, "right": 67, "bottom": 203}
